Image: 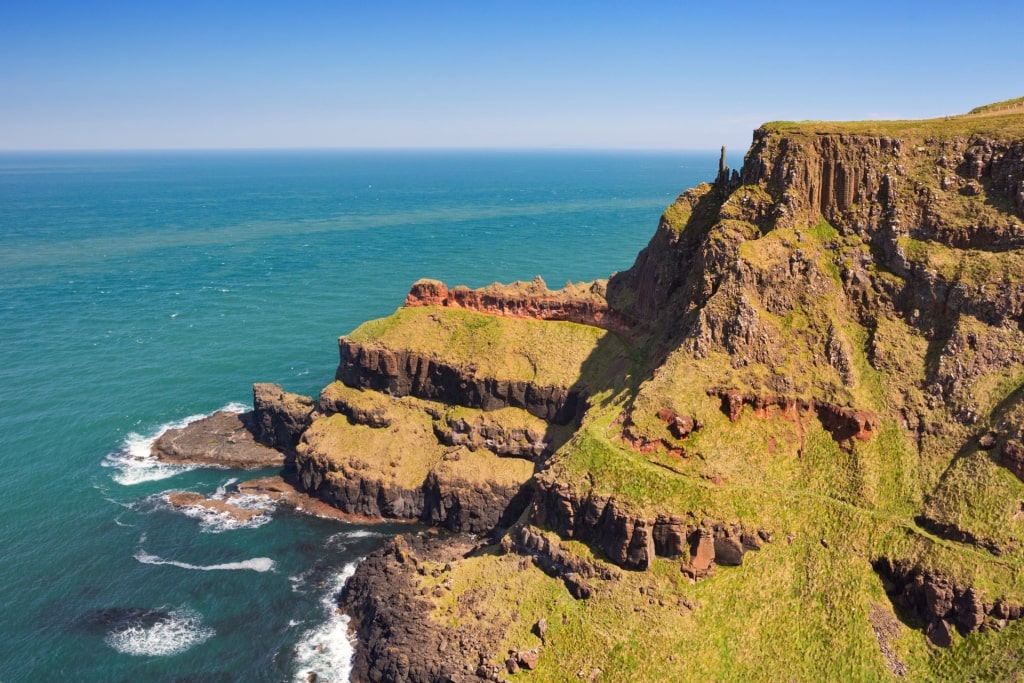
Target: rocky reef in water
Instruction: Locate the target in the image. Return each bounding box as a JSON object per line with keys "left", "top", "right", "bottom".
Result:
{"left": 158, "top": 99, "right": 1024, "bottom": 681}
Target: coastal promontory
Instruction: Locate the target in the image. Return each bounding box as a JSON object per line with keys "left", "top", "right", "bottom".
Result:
{"left": 159, "top": 98, "right": 1024, "bottom": 681}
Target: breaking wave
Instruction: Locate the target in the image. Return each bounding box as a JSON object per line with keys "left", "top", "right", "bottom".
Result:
{"left": 101, "top": 403, "right": 248, "bottom": 485}
{"left": 164, "top": 491, "right": 276, "bottom": 533}
{"left": 105, "top": 607, "right": 214, "bottom": 657}
{"left": 292, "top": 563, "right": 358, "bottom": 682}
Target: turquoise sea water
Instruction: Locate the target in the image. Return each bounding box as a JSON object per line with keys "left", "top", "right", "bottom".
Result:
{"left": 0, "top": 150, "right": 717, "bottom": 681}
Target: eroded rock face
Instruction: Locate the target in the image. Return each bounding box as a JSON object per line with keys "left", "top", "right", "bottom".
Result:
{"left": 404, "top": 277, "right": 632, "bottom": 332}
{"left": 432, "top": 414, "right": 550, "bottom": 460}
{"left": 711, "top": 389, "right": 880, "bottom": 443}
{"left": 297, "top": 460, "right": 531, "bottom": 535}
{"left": 531, "top": 481, "right": 655, "bottom": 570}
{"left": 318, "top": 385, "right": 391, "bottom": 428}
{"left": 422, "top": 464, "right": 534, "bottom": 535}
{"left": 295, "top": 454, "right": 427, "bottom": 521}
{"left": 250, "top": 383, "right": 316, "bottom": 457}
{"left": 531, "top": 478, "right": 766, "bottom": 574}
{"left": 874, "top": 558, "right": 1023, "bottom": 646}
{"left": 742, "top": 131, "right": 1024, "bottom": 242}
{"left": 336, "top": 339, "right": 584, "bottom": 424}
{"left": 500, "top": 524, "right": 621, "bottom": 599}
{"left": 294, "top": 414, "right": 534, "bottom": 535}
{"left": 341, "top": 534, "right": 490, "bottom": 683}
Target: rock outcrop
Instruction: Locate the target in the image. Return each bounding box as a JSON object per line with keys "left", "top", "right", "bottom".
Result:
{"left": 336, "top": 339, "right": 584, "bottom": 424}
{"left": 249, "top": 382, "right": 316, "bottom": 457}
{"left": 874, "top": 558, "right": 1023, "bottom": 646}
{"left": 500, "top": 524, "right": 621, "bottom": 599}
{"left": 530, "top": 477, "right": 766, "bottom": 574}
{"left": 405, "top": 276, "right": 632, "bottom": 332}
{"left": 150, "top": 410, "right": 284, "bottom": 468}
{"left": 294, "top": 387, "right": 537, "bottom": 535}
{"left": 340, "top": 534, "right": 492, "bottom": 683}
{"left": 711, "top": 388, "right": 880, "bottom": 443}
{"left": 432, "top": 411, "right": 551, "bottom": 460}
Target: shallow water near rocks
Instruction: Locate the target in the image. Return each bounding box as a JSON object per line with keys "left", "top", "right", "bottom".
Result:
{"left": 0, "top": 150, "right": 716, "bottom": 681}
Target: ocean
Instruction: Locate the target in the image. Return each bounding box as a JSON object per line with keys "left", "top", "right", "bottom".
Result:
{"left": 0, "top": 149, "right": 717, "bottom": 681}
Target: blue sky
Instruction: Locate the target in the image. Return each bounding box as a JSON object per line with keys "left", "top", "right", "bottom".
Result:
{"left": 1, "top": 1, "right": 1021, "bottom": 151}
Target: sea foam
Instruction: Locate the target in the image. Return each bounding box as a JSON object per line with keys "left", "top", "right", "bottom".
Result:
{"left": 134, "top": 550, "right": 275, "bottom": 573}
{"left": 292, "top": 563, "right": 358, "bottom": 683}
{"left": 163, "top": 490, "right": 276, "bottom": 533}
{"left": 105, "top": 607, "right": 214, "bottom": 657}
{"left": 102, "top": 402, "right": 248, "bottom": 485}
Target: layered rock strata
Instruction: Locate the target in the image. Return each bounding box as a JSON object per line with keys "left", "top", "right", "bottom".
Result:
{"left": 530, "top": 478, "right": 766, "bottom": 574}
{"left": 404, "top": 276, "right": 632, "bottom": 332}
{"left": 294, "top": 384, "right": 538, "bottom": 534}
{"left": 336, "top": 339, "right": 583, "bottom": 424}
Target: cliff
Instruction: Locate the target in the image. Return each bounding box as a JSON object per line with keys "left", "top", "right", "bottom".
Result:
{"left": 332, "top": 101, "right": 1024, "bottom": 681}
{"left": 157, "top": 99, "right": 1024, "bottom": 681}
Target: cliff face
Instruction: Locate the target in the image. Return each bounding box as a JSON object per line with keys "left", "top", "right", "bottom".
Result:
{"left": 336, "top": 338, "right": 584, "bottom": 424}
{"left": 162, "top": 101, "right": 1024, "bottom": 680}
{"left": 742, "top": 130, "right": 1024, "bottom": 242}
{"left": 612, "top": 130, "right": 1024, "bottom": 335}
{"left": 323, "top": 103, "right": 1024, "bottom": 681}
{"left": 291, "top": 382, "right": 537, "bottom": 535}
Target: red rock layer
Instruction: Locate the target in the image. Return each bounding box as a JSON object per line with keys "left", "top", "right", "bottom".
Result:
{"left": 712, "top": 388, "right": 880, "bottom": 442}
{"left": 404, "top": 278, "right": 633, "bottom": 333}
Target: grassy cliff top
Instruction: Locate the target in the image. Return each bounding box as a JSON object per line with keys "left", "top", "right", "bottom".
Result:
{"left": 762, "top": 97, "right": 1024, "bottom": 141}
{"left": 346, "top": 306, "right": 635, "bottom": 391}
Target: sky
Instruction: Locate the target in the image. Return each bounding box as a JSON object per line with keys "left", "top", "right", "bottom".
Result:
{"left": 1, "top": 1, "right": 1021, "bottom": 151}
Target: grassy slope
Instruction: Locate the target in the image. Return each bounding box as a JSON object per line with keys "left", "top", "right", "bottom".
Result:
{"left": 347, "top": 306, "right": 634, "bottom": 392}
{"left": 302, "top": 389, "right": 534, "bottom": 488}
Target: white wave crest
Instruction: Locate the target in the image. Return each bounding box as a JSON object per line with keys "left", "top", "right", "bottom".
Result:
{"left": 214, "top": 477, "right": 238, "bottom": 497}
{"left": 102, "top": 403, "right": 249, "bottom": 485}
{"left": 292, "top": 563, "right": 358, "bottom": 683}
{"left": 134, "top": 550, "right": 275, "bottom": 573}
{"left": 339, "top": 529, "right": 384, "bottom": 540}
{"left": 105, "top": 607, "right": 214, "bottom": 657}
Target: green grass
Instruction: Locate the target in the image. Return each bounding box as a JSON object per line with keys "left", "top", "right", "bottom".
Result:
{"left": 662, "top": 200, "right": 693, "bottom": 233}
{"left": 923, "top": 449, "right": 1024, "bottom": 553}
{"left": 762, "top": 105, "right": 1024, "bottom": 142}
{"left": 347, "top": 305, "right": 633, "bottom": 391}
{"left": 969, "top": 96, "right": 1024, "bottom": 114}
{"left": 661, "top": 184, "right": 714, "bottom": 234}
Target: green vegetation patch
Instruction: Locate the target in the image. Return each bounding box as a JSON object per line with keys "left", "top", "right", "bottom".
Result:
{"left": 969, "top": 96, "right": 1024, "bottom": 115}
{"left": 347, "top": 305, "right": 633, "bottom": 391}
{"left": 661, "top": 183, "right": 714, "bottom": 234}
{"left": 762, "top": 106, "right": 1024, "bottom": 143}
{"left": 301, "top": 396, "right": 534, "bottom": 488}
{"left": 923, "top": 449, "right": 1024, "bottom": 553}
{"left": 302, "top": 405, "right": 443, "bottom": 488}
{"left": 898, "top": 238, "right": 1024, "bottom": 290}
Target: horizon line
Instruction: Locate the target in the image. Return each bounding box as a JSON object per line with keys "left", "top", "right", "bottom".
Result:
{"left": 0, "top": 145, "right": 727, "bottom": 154}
